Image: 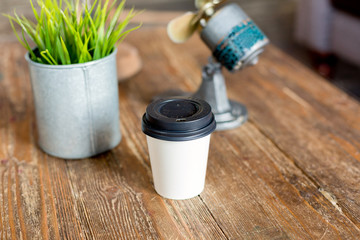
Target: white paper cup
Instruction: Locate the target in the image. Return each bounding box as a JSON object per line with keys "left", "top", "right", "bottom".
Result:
{"left": 142, "top": 97, "right": 216, "bottom": 200}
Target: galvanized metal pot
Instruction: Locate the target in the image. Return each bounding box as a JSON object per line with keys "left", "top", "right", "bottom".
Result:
{"left": 26, "top": 49, "right": 121, "bottom": 159}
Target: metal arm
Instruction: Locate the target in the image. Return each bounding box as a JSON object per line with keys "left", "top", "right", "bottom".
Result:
{"left": 193, "top": 58, "right": 247, "bottom": 130}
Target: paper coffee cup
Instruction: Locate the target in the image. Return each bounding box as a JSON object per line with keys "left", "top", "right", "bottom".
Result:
{"left": 142, "top": 97, "right": 216, "bottom": 200}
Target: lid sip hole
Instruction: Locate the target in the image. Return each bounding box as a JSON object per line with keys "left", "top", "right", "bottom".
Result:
{"left": 176, "top": 118, "right": 187, "bottom": 122}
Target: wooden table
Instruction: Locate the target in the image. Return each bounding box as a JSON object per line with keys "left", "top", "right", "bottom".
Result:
{"left": 1, "top": 28, "right": 360, "bottom": 239}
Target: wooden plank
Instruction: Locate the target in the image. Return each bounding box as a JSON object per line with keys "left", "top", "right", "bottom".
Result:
{"left": 0, "top": 41, "right": 228, "bottom": 239}
{"left": 1, "top": 28, "right": 360, "bottom": 239}
{"left": 203, "top": 124, "right": 360, "bottom": 239}
{"left": 138, "top": 29, "right": 360, "bottom": 231}
{"left": 124, "top": 29, "right": 360, "bottom": 238}
{"left": 0, "top": 43, "right": 83, "bottom": 239}
{"left": 116, "top": 73, "right": 228, "bottom": 240}
{"left": 229, "top": 47, "right": 360, "bottom": 227}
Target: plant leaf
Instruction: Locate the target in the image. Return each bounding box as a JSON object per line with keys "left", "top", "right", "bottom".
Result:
{"left": 6, "top": 0, "right": 141, "bottom": 64}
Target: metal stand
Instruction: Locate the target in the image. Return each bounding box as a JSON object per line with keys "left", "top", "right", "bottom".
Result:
{"left": 154, "top": 58, "right": 248, "bottom": 131}
{"left": 193, "top": 58, "right": 248, "bottom": 131}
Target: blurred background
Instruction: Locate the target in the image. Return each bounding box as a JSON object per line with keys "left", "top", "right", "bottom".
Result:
{"left": 1, "top": 0, "right": 359, "bottom": 99}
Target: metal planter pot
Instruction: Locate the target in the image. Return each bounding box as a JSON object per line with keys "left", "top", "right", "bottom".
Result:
{"left": 26, "top": 49, "right": 121, "bottom": 159}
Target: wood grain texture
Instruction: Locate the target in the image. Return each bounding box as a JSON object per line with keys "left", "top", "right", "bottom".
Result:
{"left": 0, "top": 28, "right": 359, "bottom": 239}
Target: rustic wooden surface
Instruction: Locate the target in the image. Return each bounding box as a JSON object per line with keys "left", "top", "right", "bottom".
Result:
{"left": 0, "top": 27, "right": 360, "bottom": 239}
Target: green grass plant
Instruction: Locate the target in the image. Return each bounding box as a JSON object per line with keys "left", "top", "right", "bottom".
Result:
{"left": 5, "top": 0, "right": 140, "bottom": 65}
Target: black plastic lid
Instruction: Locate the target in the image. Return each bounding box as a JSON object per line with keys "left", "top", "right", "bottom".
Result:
{"left": 142, "top": 97, "right": 216, "bottom": 141}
